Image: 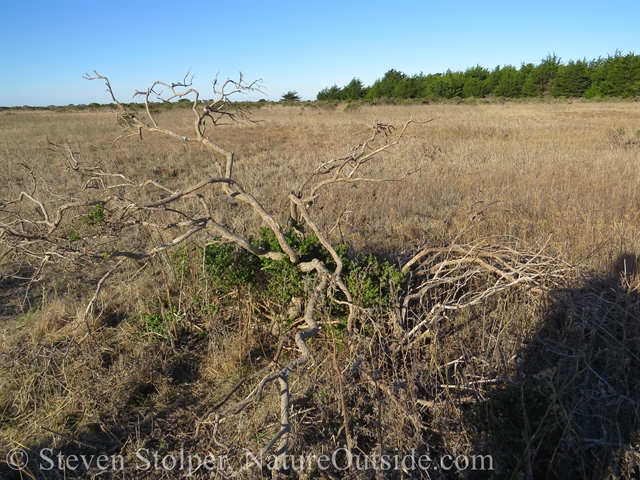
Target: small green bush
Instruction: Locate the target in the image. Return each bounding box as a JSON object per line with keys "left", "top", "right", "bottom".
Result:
{"left": 204, "top": 242, "right": 262, "bottom": 292}
{"left": 344, "top": 253, "right": 405, "bottom": 309}
{"left": 257, "top": 225, "right": 326, "bottom": 303}
{"left": 84, "top": 202, "right": 105, "bottom": 225}
{"left": 170, "top": 227, "right": 405, "bottom": 316}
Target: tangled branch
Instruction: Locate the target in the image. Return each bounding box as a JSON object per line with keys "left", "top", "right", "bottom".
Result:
{"left": 0, "top": 72, "right": 433, "bottom": 474}
{"left": 398, "top": 238, "right": 571, "bottom": 346}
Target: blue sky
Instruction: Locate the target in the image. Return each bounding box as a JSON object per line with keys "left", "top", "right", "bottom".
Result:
{"left": 1, "top": 0, "right": 639, "bottom": 106}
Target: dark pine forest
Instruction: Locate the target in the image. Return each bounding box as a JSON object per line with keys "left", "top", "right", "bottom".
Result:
{"left": 317, "top": 52, "right": 640, "bottom": 101}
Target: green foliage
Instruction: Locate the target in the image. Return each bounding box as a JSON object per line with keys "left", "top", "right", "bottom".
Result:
{"left": 143, "top": 313, "right": 167, "bottom": 336}
{"left": 597, "top": 51, "right": 640, "bottom": 97}
{"left": 422, "top": 71, "right": 465, "bottom": 99}
{"left": 521, "top": 54, "right": 561, "bottom": 97}
{"left": 84, "top": 202, "right": 105, "bottom": 225}
{"left": 342, "top": 78, "right": 367, "bottom": 101}
{"left": 344, "top": 253, "right": 405, "bottom": 309}
{"left": 461, "top": 65, "right": 491, "bottom": 98}
{"left": 316, "top": 84, "right": 342, "bottom": 101}
{"left": 68, "top": 231, "right": 81, "bottom": 242}
{"left": 551, "top": 60, "right": 592, "bottom": 97}
{"left": 204, "top": 242, "right": 262, "bottom": 291}
{"left": 257, "top": 226, "right": 327, "bottom": 303}
{"left": 492, "top": 66, "right": 525, "bottom": 98}
{"left": 187, "top": 226, "right": 329, "bottom": 304}
{"left": 172, "top": 223, "right": 406, "bottom": 315}
{"left": 128, "top": 305, "right": 180, "bottom": 341}
{"left": 365, "top": 69, "right": 406, "bottom": 100}
{"left": 260, "top": 257, "right": 305, "bottom": 302}
{"left": 392, "top": 76, "right": 421, "bottom": 99}
{"left": 317, "top": 78, "right": 368, "bottom": 102}
{"left": 281, "top": 91, "right": 301, "bottom": 102}
{"left": 256, "top": 225, "right": 324, "bottom": 261}
{"left": 315, "top": 52, "right": 640, "bottom": 101}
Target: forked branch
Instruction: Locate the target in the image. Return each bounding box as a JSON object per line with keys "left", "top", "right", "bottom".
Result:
{"left": 291, "top": 118, "right": 432, "bottom": 219}
{"left": 1, "top": 72, "right": 430, "bottom": 474}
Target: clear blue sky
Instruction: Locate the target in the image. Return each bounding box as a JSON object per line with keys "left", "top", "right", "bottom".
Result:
{"left": 1, "top": 0, "right": 639, "bottom": 106}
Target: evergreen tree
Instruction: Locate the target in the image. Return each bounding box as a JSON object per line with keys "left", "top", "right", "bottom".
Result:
{"left": 317, "top": 84, "right": 342, "bottom": 101}
{"left": 341, "top": 78, "right": 366, "bottom": 101}
{"left": 484, "top": 66, "right": 504, "bottom": 95}
{"left": 598, "top": 52, "right": 640, "bottom": 97}
{"left": 392, "top": 76, "right": 420, "bottom": 99}
{"left": 551, "top": 60, "right": 592, "bottom": 97}
{"left": 522, "top": 54, "right": 561, "bottom": 97}
{"left": 423, "top": 70, "right": 464, "bottom": 99}
{"left": 583, "top": 56, "right": 608, "bottom": 98}
{"left": 314, "top": 52, "right": 640, "bottom": 101}
{"left": 493, "top": 66, "right": 525, "bottom": 97}
{"left": 365, "top": 69, "right": 406, "bottom": 99}
{"left": 281, "top": 91, "right": 301, "bottom": 102}
{"left": 461, "top": 65, "right": 491, "bottom": 98}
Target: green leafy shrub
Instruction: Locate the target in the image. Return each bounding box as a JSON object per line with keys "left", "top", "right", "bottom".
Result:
{"left": 344, "top": 253, "right": 405, "bottom": 309}
{"left": 143, "top": 313, "right": 167, "bottom": 336}
{"left": 128, "top": 305, "right": 180, "bottom": 341}
{"left": 170, "top": 226, "right": 406, "bottom": 314}
{"left": 204, "top": 242, "right": 262, "bottom": 292}
{"left": 170, "top": 245, "right": 192, "bottom": 278}
{"left": 260, "top": 258, "right": 305, "bottom": 303}
{"left": 257, "top": 225, "right": 327, "bottom": 303}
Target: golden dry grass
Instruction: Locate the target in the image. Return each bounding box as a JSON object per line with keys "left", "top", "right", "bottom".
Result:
{"left": 3, "top": 99, "right": 640, "bottom": 273}
{"left": 1, "top": 99, "right": 640, "bottom": 479}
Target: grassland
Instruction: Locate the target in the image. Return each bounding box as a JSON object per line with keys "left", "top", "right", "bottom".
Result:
{"left": 4, "top": 100, "right": 639, "bottom": 268}
{"left": 1, "top": 99, "right": 640, "bottom": 479}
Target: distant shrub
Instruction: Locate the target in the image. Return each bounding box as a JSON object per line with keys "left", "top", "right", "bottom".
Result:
{"left": 281, "top": 91, "right": 301, "bottom": 102}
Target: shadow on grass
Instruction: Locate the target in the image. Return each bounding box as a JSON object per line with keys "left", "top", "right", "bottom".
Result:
{"left": 4, "top": 254, "right": 640, "bottom": 479}
{"left": 0, "top": 340, "right": 208, "bottom": 479}
{"left": 0, "top": 390, "right": 206, "bottom": 480}
{"left": 472, "top": 253, "right": 640, "bottom": 479}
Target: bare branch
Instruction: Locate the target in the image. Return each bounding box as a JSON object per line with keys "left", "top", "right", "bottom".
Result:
{"left": 2, "top": 73, "right": 429, "bottom": 475}
{"left": 292, "top": 118, "right": 432, "bottom": 217}
{"left": 82, "top": 258, "right": 126, "bottom": 333}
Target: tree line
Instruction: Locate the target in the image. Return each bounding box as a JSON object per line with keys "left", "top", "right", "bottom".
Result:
{"left": 317, "top": 51, "right": 640, "bottom": 101}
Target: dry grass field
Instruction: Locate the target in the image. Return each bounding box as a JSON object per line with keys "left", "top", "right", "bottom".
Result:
{"left": 4, "top": 100, "right": 639, "bottom": 268}
{"left": 1, "top": 99, "right": 640, "bottom": 479}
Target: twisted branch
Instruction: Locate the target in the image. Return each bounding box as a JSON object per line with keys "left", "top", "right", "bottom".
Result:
{"left": 1, "top": 73, "right": 430, "bottom": 474}
{"left": 398, "top": 239, "right": 571, "bottom": 348}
